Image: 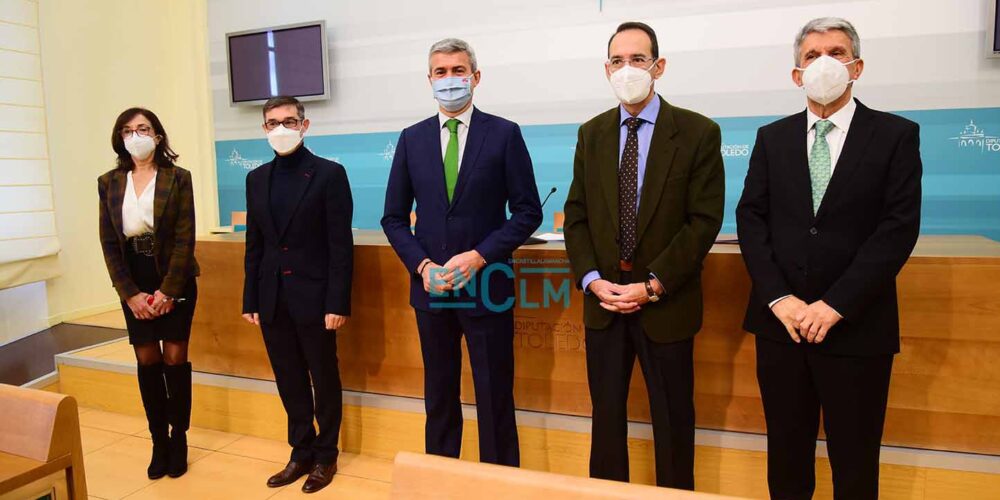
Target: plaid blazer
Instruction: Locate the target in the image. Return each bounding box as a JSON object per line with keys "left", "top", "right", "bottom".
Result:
{"left": 98, "top": 165, "right": 200, "bottom": 300}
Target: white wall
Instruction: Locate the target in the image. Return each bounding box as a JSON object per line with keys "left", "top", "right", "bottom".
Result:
{"left": 0, "top": 282, "right": 48, "bottom": 345}
{"left": 1, "top": 0, "right": 218, "bottom": 342}
{"left": 37, "top": 0, "right": 217, "bottom": 325}
{"left": 0, "top": 0, "right": 217, "bottom": 343}
{"left": 207, "top": 0, "right": 1000, "bottom": 141}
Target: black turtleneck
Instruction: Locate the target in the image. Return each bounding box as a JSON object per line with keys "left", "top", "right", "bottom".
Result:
{"left": 269, "top": 145, "right": 308, "bottom": 233}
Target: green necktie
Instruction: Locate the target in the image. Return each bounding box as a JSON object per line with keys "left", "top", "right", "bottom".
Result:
{"left": 809, "top": 119, "right": 834, "bottom": 214}
{"left": 444, "top": 118, "right": 460, "bottom": 202}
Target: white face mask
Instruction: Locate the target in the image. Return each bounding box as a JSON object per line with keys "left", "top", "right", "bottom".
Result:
{"left": 797, "top": 55, "right": 857, "bottom": 105}
{"left": 124, "top": 132, "right": 156, "bottom": 160}
{"left": 609, "top": 60, "right": 657, "bottom": 105}
{"left": 267, "top": 125, "right": 304, "bottom": 155}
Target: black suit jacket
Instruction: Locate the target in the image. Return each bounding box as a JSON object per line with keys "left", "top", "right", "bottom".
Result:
{"left": 564, "top": 97, "right": 726, "bottom": 343}
{"left": 736, "top": 99, "right": 922, "bottom": 356}
{"left": 242, "top": 147, "right": 354, "bottom": 325}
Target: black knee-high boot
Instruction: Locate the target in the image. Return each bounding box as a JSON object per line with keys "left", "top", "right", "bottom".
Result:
{"left": 137, "top": 363, "right": 170, "bottom": 479}
{"left": 164, "top": 362, "right": 192, "bottom": 478}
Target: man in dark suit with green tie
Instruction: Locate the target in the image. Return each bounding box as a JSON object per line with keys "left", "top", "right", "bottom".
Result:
{"left": 737, "top": 18, "right": 922, "bottom": 499}
{"left": 563, "top": 21, "right": 725, "bottom": 489}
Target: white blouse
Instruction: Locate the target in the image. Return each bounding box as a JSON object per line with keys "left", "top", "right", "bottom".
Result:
{"left": 122, "top": 170, "right": 156, "bottom": 237}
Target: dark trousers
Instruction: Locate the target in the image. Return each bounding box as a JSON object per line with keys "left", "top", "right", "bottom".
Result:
{"left": 585, "top": 276, "right": 696, "bottom": 489}
{"left": 414, "top": 308, "right": 519, "bottom": 466}
{"left": 261, "top": 285, "right": 343, "bottom": 465}
{"left": 755, "top": 336, "right": 894, "bottom": 500}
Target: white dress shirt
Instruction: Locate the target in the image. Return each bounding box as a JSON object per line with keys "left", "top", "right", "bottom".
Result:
{"left": 438, "top": 105, "right": 474, "bottom": 171}
{"left": 122, "top": 170, "right": 156, "bottom": 237}
{"left": 768, "top": 99, "right": 856, "bottom": 311}
{"left": 806, "top": 97, "right": 856, "bottom": 174}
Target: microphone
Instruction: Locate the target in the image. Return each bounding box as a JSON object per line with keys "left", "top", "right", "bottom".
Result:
{"left": 524, "top": 187, "right": 558, "bottom": 246}
{"left": 540, "top": 187, "right": 557, "bottom": 208}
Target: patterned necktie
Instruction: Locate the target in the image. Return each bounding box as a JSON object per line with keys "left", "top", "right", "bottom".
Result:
{"left": 809, "top": 119, "right": 834, "bottom": 214}
{"left": 444, "top": 118, "right": 460, "bottom": 202}
{"left": 619, "top": 117, "right": 640, "bottom": 261}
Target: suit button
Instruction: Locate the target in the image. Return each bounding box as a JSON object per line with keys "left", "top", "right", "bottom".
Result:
{"left": 447, "top": 216, "right": 454, "bottom": 221}
{"left": 281, "top": 246, "right": 289, "bottom": 252}
{"left": 441, "top": 244, "right": 447, "bottom": 251}
{"left": 809, "top": 227, "right": 818, "bottom": 235}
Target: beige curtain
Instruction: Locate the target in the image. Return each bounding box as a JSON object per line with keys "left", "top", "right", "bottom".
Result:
{"left": 0, "top": 0, "right": 61, "bottom": 289}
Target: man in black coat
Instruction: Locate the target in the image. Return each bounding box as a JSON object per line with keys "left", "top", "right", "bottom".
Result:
{"left": 736, "top": 17, "right": 922, "bottom": 500}
{"left": 242, "top": 96, "right": 353, "bottom": 494}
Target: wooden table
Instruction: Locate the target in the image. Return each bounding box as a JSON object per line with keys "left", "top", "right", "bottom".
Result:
{"left": 190, "top": 231, "right": 1000, "bottom": 455}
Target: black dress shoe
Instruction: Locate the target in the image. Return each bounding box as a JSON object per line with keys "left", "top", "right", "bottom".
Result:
{"left": 267, "top": 460, "right": 314, "bottom": 488}
{"left": 302, "top": 462, "right": 337, "bottom": 493}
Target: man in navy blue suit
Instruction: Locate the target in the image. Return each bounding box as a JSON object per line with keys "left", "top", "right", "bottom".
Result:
{"left": 381, "top": 38, "right": 542, "bottom": 466}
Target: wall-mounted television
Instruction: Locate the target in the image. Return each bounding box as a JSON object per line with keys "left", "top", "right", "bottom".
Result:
{"left": 990, "top": 0, "right": 1000, "bottom": 58}
{"left": 226, "top": 21, "right": 329, "bottom": 105}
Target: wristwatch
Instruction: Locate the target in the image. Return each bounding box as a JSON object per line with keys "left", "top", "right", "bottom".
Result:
{"left": 644, "top": 281, "right": 660, "bottom": 302}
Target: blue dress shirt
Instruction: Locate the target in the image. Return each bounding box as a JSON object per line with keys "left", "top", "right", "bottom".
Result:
{"left": 581, "top": 95, "right": 661, "bottom": 293}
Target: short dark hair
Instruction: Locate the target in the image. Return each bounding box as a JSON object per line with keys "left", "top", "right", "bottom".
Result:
{"left": 262, "top": 96, "right": 305, "bottom": 120}
{"left": 111, "top": 107, "right": 179, "bottom": 171}
{"left": 608, "top": 21, "right": 659, "bottom": 59}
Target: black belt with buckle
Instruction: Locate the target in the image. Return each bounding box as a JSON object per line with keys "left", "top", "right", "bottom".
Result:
{"left": 127, "top": 233, "right": 156, "bottom": 256}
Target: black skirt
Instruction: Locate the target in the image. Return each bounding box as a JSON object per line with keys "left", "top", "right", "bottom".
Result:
{"left": 120, "top": 247, "right": 198, "bottom": 345}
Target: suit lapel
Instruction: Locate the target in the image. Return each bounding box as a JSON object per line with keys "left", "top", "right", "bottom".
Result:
{"left": 635, "top": 98, "right": 679, "bottom": 242}
{"left": 420, "top": 116, "right": 449, "bottom": 210}
{"left": 597, "top": 109, "right": 621, "bottom": 233}
{"left": 816, "top": 99, "right": 874, "bottom": 221}
{"left": 152, "top": 166, "right": 175, "bottom": 233}
{"left": 109, "top": 170, "right": 127, "bottom": 241}
{"left": 255, "top": 162, "right": 280, "bottom": 240}
{"left": 450, "top": 108, "right": 487, "bottom": 211}
{"left": 276, "top": 149, "right": 317, "bottom": 240}
{"left": 783, "top": 111, "right": 813, "bottom": 220}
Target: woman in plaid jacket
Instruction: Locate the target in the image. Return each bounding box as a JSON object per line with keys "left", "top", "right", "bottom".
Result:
{"left": 98, "top": 107, "right": 200, "bottom": 480}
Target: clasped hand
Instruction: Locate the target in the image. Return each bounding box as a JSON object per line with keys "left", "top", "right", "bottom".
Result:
{"left": 771, "top": 297, "right": 842, "bottom": 343}
{"left": 588, "top": 279, "right": 660, "bottom": 314}
{"left": 126, "top": 290, "right": 175, "bottom": 320}
{"left": 421, "top": 250, "right": 486, "bottom": 294}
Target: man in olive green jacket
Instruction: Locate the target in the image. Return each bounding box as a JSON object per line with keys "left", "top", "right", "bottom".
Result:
{"left": 563, "top": 21, "right": 724, "bottom": 490}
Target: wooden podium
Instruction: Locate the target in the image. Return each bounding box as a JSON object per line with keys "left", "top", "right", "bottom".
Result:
{"left": 189, "top": 231, "right": 1000, "bottom": 455}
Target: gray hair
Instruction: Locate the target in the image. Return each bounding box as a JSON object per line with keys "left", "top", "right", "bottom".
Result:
{"left": 428, "top": 38, "right": 478, "bottom": 73}
{"left": 793, "top": 17, "right": 861, "bottom": 65}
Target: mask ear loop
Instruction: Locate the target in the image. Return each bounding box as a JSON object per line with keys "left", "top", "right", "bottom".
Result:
{"left": 645, "top": 58, "right": 661, "bottom": 75}
{"left": 844, "top": 58, "right": 860, "bottom": 84}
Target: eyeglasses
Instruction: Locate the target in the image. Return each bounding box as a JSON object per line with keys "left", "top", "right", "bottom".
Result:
{"left": 607, "top": 56, "right": 656, "bottom": 70}
{"left": 119, "top": 125, "right": 154, "bottom": 138}
{"left": 264, "top": 118, "right": 304, "bottom": 131}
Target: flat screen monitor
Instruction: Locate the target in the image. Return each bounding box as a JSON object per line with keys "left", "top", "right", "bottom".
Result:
{"left": 226, "top": 21, "right": 329, "bottom": 105}
{"left": 991, "top": 0, "right": 1000, "bottom": 57}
